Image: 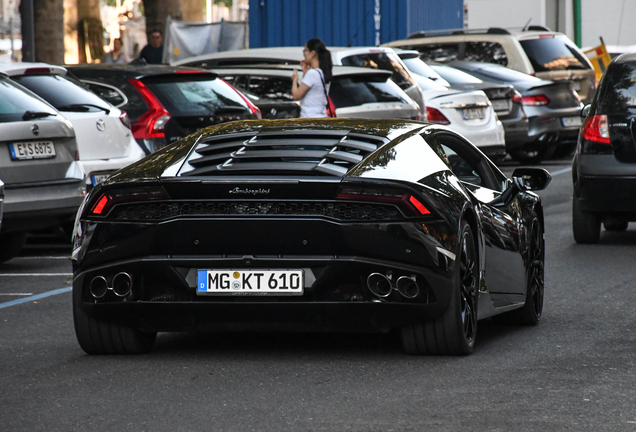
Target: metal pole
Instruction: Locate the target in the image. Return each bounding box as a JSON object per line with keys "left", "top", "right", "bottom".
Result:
{"left": 9, "top": 15, "right": 15, "bottom": 62}
{"left": 573, "top": 0, "right": 582, "bottom": 48}
{"left": 21, "top": 0, "right": 35, "bottom": 61}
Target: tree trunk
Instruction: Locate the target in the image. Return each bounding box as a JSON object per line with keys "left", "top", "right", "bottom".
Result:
{"left": 182, "top": 0, "right": 204, "bottom": 22}
{"left": 77, "top": 0, "right": 104, "bottom": 63}
{"left": 142, "top": 0, "right": 183, "bottom": 39}
{"left": 21, "top": 0, "right": 64, "bottom": 64}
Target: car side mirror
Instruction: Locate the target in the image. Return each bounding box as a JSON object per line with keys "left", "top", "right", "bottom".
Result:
{"left": 490, "top": 168, "right": 551, "bottom": 207}
{"left": 581, "top": 104, "right": 591, "bottom": 118}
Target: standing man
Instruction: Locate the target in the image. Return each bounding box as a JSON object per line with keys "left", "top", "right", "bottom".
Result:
{"left": 139, "top": 29, "right": 164, "bottom": 64}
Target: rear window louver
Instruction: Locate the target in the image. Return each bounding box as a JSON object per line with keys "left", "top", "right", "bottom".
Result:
{"left": 179, "top": 130, "right": 387, "bottom": 177}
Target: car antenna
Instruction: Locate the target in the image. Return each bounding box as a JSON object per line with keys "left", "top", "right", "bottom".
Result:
{"left": 347, "top": 8, "right": 374, "bottom": 47}
{"left": 522, "top": 18, "right": 532, "bottom": 31}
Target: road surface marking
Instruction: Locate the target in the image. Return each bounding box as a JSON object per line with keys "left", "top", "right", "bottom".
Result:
{"left": 0, "top": 287, "right": 71, "bottom": 309}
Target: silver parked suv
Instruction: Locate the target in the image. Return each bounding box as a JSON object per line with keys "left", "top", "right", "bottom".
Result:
{"left": 383, "top": 25, "right": 596, "bottom": 105}
{"left": 0, "top": 74, "right": 85, "bottom": 262}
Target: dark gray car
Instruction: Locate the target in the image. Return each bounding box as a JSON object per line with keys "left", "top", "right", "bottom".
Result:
{"left": 0, "top": 75, "right": 85, "bottom": 262}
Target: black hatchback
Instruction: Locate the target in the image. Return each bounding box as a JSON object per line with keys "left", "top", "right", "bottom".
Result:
{"left": 572, "top": 53, "right": 636, "bottom": 243}
{"left": 66, "top": 64, "right": 262, "bottom": 154}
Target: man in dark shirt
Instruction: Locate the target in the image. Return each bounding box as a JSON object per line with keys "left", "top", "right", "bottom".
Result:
{"left": 139, "top": 29, "right": 164, "bottom": 64}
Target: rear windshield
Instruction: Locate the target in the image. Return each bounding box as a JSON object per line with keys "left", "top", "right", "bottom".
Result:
{"left": 13, "top": 74, "right": 111, "bottom": 112}
{"left": 226, "top": 75, "right": 294, "bottom": 102}
{"left": 330, "top": 76, "right": 409, "bottom": 108}
{"left": 142, "top": 76, "right": 248, "bottom": 116}
{"left": 520, "top": 36, "right": 591, "bottom": 72}
{"left": 462, "top": 63, "right": 544, "bottom": 83}
{"left": 402, "top": 57, "right": 449, "bottom": 85}
{"left": 340, "top": 52, "right": 416, "bottom": 90}
{"left": 0, "top": 78, "right": 58, "bottom": 123}
{"left": 430, "top": 65, "right": 483, "bottom": 84}
{"left": 596, "top": 62, "right": 636, "bottom": 113}
{"left": 413, "top": 42, "right": 507, "bottom": 65}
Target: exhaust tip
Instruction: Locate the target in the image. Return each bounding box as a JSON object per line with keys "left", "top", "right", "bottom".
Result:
{"left": 112, "top": 272, "right": 132, "bottom": 297}
{"left": 396, "top": 276, "right": 420, "bottom": 299}
{"left": 89, "top": 276, "right": 108, "bottom": 299}
{"left": 367, "top": 273, "right": 392, "bottom": 298}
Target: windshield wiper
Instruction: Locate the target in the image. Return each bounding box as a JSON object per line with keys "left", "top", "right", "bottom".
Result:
{"left": 57, "top": 103, "right": 110, "bottom": 114}
{"left": 22, "top": 111, "right": 56, "bottom": 120}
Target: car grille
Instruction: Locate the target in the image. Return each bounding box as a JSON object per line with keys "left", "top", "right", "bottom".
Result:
{"left": 108, "top": 201, "right": 403, "bottom": 221}
{"left": 179, "top": 129, "right": 387, "bottom": 177}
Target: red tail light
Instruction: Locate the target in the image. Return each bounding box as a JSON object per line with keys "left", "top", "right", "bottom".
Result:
{"left": 128, "top": 79, "right": 171, "bottom": 139}
{"left": 220, "top": 79, "right": 262, "bottom": 120}
{"left": 90, "top": 186, "right": 169, "bottom": 216}
{"left": 521, "top": 95, "right": 550, "bottom": 106}
{"left": 119, "top": 110, "right": 131, "bottom": 129}
{"left": 511, "top": 91, "right": 522, "bottom": 104}
{"left": 328, "top": 96, "right": 337, "bottom": 118}
{"left": 581, "top": 114, "right": 610, "bottom": 144}
{"left": 337, "top": 187, "right": 430, "bottom": 216}
{"left": 426, "top": 107, "right": 450, "bottom": 125}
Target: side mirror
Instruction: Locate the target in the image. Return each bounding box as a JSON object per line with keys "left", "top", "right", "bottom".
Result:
{"left": 581, "top": 104, "right": 591, "bottom": 118}
{"left": 511, "top": 167, "right": 552, "bottom": 191}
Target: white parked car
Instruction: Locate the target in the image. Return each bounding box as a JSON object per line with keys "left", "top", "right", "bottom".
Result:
{"left": 411, "top": 72, "right": 505, "bottom": 162}
{"left": 0, "top": 63, "right": 145, "bottom": 190}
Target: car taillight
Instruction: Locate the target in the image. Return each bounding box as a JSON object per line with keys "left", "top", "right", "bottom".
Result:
{"left": 74, "top": 150, "right": 80, "bottom": 161}
{"left": 336, "top": 187, "right": 430, "bottom": 216}
{"left": 521, "top": 95, "right": 550, "bottom": 106}
{"left": 89, "top": 186, "right": 169, "bottom": 217}
{"left": 581, "top": 114, "right": 610, "bottom": 144}
{"left": 119, "top": 110, "right": 131, "bottom": 129}
{"left": 220, "top": 79, "right": 262, "bottom": 120}
{"left": 426, "top": 107, "right": 450, "bottom": 125}
{"left": 128, "top": 78, "right": 171, "bottom": 139}
{"left": 511, "top": 90, "right": 522, "bottom": 104}
{"left": 328, "top": 96, "right": 337, "bottom": 118}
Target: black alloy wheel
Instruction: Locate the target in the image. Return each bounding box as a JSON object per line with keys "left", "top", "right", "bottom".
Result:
{"left": 401, "top": 220, "right": 478, "bottom": 355}
{"left": 572, "top": 195, "right": 601, "bottom": 244}
{"left": 492, "top": 215, "right": 544, "bottom": 325}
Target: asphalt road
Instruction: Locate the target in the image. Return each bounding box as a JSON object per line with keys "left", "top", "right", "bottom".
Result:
{"left": 2, "top": 155, "right": 636, "bottom": 432}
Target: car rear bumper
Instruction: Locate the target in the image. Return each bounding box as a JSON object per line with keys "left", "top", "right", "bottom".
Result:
{"left": 501, "top": 117, "right": 530, "bottom": 151}
{"left": 573, "top": 154, "right": 636, "bottom": 213}
{"left": 80, "top": 143, "right": 146, "bottom": 190}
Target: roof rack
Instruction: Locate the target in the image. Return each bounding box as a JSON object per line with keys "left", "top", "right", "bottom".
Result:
{"left": 405, "top": 25, "right": 553, "bottom": 39}
{"left": 526, "top": 25, "right": 552, "bottom": 32}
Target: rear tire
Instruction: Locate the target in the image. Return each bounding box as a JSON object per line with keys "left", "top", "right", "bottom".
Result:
{"left": 73, "top": 287, "right": 156, "bottom": 354}
{"left": 0, "top": 232, "right": 28, "bottom": 263}
{"left": 401, "top": 221, "right": 478, "bottom": 355}
{"left": 492, "top": 215, "right": 544, "bottom": 326}
{"left": 572, "top": 196, "right": 600, "bottom": 244}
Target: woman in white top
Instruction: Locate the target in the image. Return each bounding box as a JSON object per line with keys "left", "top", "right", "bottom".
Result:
{"left": 291, "top": 38, "right": 333, "bottom": 118}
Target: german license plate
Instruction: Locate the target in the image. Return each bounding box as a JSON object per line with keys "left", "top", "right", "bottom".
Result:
{"left": 197, "top": 269, "right": 304, "bottom": 296}
{"left": 461, "top": 107, "right": 485, "bottom": 120}
{"left": 491, "top": 99, "right": 510, "bottom": 112}
{"left": 91, "top": 173, "right": 112, "bottom": 186}
{"left": 9, "top": 141, "right": 55, "bottom": 160}
{"left": 562, "top": 116, "right": 583, "bottom": 127}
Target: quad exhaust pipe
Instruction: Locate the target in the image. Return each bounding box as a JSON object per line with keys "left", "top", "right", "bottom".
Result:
{"left": 89, "top": 272, "right": 133, "bottom": 299}
{"left": 366, "top": 273, "right": 422, "bottom": 299}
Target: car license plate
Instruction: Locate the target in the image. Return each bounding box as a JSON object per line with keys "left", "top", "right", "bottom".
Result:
{"left": 562, "top": 116, "right": 583, "bottom": 127}
{"left": 91, "top": 173, "right": 112, "bottom": 186}
{"left": 197, "top": 269, "right": 304, "bottom": 296}
{"left": 461, "top": 107, "right": 485, "bottom": 120}
{"left": 9, "top": 141, "right": 55, "bottom": 160}
{"left": 491, "top": 99, "right": 510, "bottom": 112}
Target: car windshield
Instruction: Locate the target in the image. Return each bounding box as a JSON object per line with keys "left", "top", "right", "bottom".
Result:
{"left": 430, "top": 65, "right": 483, "bottom": 84}
{"left": 460, "top": 63, "right": 544, "bottom": 83}
{"left": 340, "top": 52, "right": 416, "bottom": 90}
{"left": 411, "top": 72, "right": 449, "bottom": 91}
{"left": 402, "top": 57, "right": 450, "bottom": 86}
{"left": 330, "top": 76, "right": 409, "bottom": 108}
{"left": 0, "top": 78, "right": 58, "bottom": 123}
{"left": 597, "top": 62, "right": 636, "bottom": 112}
{"left": 12, "top": 74, "right": 111, "bottom": 112}
{"left": 520, "top": 36, "right": 591, "bottom": 72}
{"left": 142, "top": 76, "right": 248, "bottom": 116}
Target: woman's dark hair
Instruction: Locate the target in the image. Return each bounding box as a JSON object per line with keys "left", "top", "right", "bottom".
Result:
{"left": 306, "top": 38, "right": 332, "bottom": 83}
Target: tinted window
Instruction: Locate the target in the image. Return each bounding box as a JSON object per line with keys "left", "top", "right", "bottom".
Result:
{"left": 329, "top": 76, "right": 409, "bottom": 108}
{"left": 244, "top": 76, "right": 293, "bottom": 101}
{"left": 430, "top": 65, "right": 483, "bottom": 84}
{"left": 143, "top": 76, "right": 248, "bottom": 116}
{"left": 411, "top": 72, "right": 449, "bottom": 91}
{"left": 402, "top": 57, "right": 450, "bottom": 85}
{"left": 13, "top": 75, "right": 111, "bottom": 112}
{"left": 596, "top": 61, "right": 636, "bottom": 113}
{"left": 0, "top": 78, "right": 58, "bottom": 123}
{"left": 520, "top": 37, "right": 591, "bottom": 72}
{"left": 459, "top": 63, "right": 543, "bottom": 83}
{"left": 83, "top": 82, "right": 127, "bottom": 107}
{"left": 463, "top": 42, "right": 508, "bottom": 65}
{"left": 340, "top": 52, "right": 415, "bottom": 90}
{"left": 413, "top": 43, "right": 461, "bottom": 63}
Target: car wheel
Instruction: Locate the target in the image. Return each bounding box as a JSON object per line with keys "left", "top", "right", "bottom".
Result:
{"left": 492, "top": 215, "right": 544, "bottom": 326}
{"left": 0, "top": 232, "right": 28, "bottom": 263}
{"left": 604, "top": 220, "right": 628, "bottom": 231}
{"left": 73, "top": 287, "right": 156, "bottom": 355}
{"left": 509, "top": 146, "right": 555, "bottom": 164}
{"left": 401, "top": 220, "right": 478, "bottom": 355}
{"left": 572, "top": 196, "right": 600, "bottom": 244}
